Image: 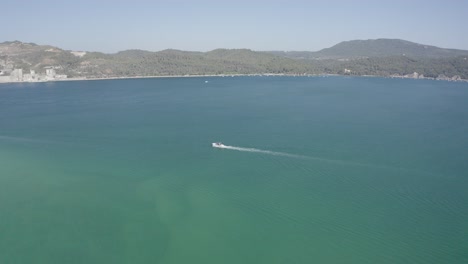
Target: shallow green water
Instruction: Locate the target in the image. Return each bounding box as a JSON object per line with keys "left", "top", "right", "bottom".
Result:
{"left": 0, "top": 76, "right": 467, "bottom": 263}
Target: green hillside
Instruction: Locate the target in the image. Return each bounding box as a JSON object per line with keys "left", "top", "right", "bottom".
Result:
{"left": 1, "top": 40, "right": 467, "bottom": 80}
{"left": 268, "top": 39, "right": 468, "bottom": 59}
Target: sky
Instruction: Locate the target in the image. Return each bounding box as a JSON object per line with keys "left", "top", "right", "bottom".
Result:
{"left": 2, "top": 0, "right": 468, "bottom": 53}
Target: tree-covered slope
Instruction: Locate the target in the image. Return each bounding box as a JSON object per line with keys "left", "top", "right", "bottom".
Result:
{"left": 268, "top": 39, "right": 468, "bottom": 59}
{"left": 1, "top": 40, "right": 467, "bottom": 79}
{"left": 316, "top": 39, "right": 468, "bottom": 58}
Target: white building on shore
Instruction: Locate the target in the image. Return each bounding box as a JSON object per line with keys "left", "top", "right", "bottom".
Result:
{"left": 0, "top": 68, "right": 67, "bottom": 83}
{"left": 23, "top": 70, "right": 37, "bottom": 82}
{"left": 10, "top": 69, "right": 23, "bottom": 81}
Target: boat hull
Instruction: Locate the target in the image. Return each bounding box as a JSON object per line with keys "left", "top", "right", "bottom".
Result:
{"left": 212, "top": 143, "right": 226, "bottom": 148}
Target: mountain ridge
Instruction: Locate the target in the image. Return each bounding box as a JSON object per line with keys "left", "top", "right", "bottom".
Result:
{"left": 1, "top": 39, "right": 467, "bottom": 81}
{"left": 266, "top": 39, "right": 468, "bottom": 59}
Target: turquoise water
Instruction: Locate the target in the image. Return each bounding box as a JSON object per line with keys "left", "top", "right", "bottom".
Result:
{"left": 0, "top": 76, "right": 467, "bottom": 263}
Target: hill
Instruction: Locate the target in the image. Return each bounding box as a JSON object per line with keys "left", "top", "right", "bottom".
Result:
{"left": 1, "top": 39, "right": 467, "bottom": 81}
{"left": 0, "top": 41, "right": 311, "bottom": 78}
{"left": 268, "top": 39, "right": 468, "bottom": 59}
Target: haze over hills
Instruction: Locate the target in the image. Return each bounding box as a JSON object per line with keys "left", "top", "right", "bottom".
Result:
{"left": 1, "top": 39, "right": 467, "bottom": 82}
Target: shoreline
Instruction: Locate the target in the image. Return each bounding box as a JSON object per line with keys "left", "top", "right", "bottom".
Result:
{"left": 0, "top": 73, "right": 285, "bottom": 84}
{"left": 0, "top": 73, "right": 467, "bottom": 84}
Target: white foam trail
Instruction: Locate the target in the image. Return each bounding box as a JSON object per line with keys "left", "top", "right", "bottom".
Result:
{"left": 216, "top": 144, "right": 436, "bottom": 175}
{"left": 220, "top": 145, "right": 309, "bottom": 159}
{"left": 218, "top": 144, "right": 357, "bottom": 165}
{"left": 221, "top": 144, "right": 372, "bottom": 167}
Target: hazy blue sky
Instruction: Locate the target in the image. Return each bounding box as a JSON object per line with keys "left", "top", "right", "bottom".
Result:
{"left": 2, "top": 0, "right": 467, "bottom": 53}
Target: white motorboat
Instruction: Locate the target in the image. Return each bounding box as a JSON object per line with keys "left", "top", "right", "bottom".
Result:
{"left": 212, "top": 142, "right": 226, "bottom": 148}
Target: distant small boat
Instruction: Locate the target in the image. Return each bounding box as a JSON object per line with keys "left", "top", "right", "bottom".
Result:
{"left": 205, "top": 80, "right": 209, "bottom": 83}
{"left": 212, "top": 142, "right": 226, "bottom": 148}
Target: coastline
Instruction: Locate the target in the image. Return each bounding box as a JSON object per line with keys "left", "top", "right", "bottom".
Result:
{"left": 0, "top": 73, "right": 467, "bottom": 85}
{"left": 0, "top": 73, "right": 277, "bottom": 84}
{"left": 0, "top": 73, "right": 318, "bottom": 84}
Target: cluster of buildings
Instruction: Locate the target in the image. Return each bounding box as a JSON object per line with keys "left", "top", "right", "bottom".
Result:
{"left": 0, "top": 67, "right": 67, "bottom": 83}
{"left": 391, "top": 72, "right": 463, "bottom": 81}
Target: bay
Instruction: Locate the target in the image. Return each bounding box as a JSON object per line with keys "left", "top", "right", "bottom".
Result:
{"left": 0, "top": 76, "right": 467, "bottom": 263}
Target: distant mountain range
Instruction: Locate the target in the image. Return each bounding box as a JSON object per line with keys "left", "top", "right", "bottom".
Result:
{"left": 1, "top": 39, "right": 467, "bottom": 81}
{"left": 267, "top": 39, "right": 468, "bottom": 59}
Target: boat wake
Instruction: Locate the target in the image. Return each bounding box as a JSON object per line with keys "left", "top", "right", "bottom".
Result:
{"left": 214, "top": 143, "right": 359, "bottom": 164}
{"left": 218, "top": 144, "right": 308, "bottom": 159}
{"left": 212, "top": 143, "right": 437, "bottom": 175}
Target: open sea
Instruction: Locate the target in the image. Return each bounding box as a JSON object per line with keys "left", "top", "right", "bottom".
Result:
{"left": 0, "top": 76, "right": 467, "bottom": 263}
